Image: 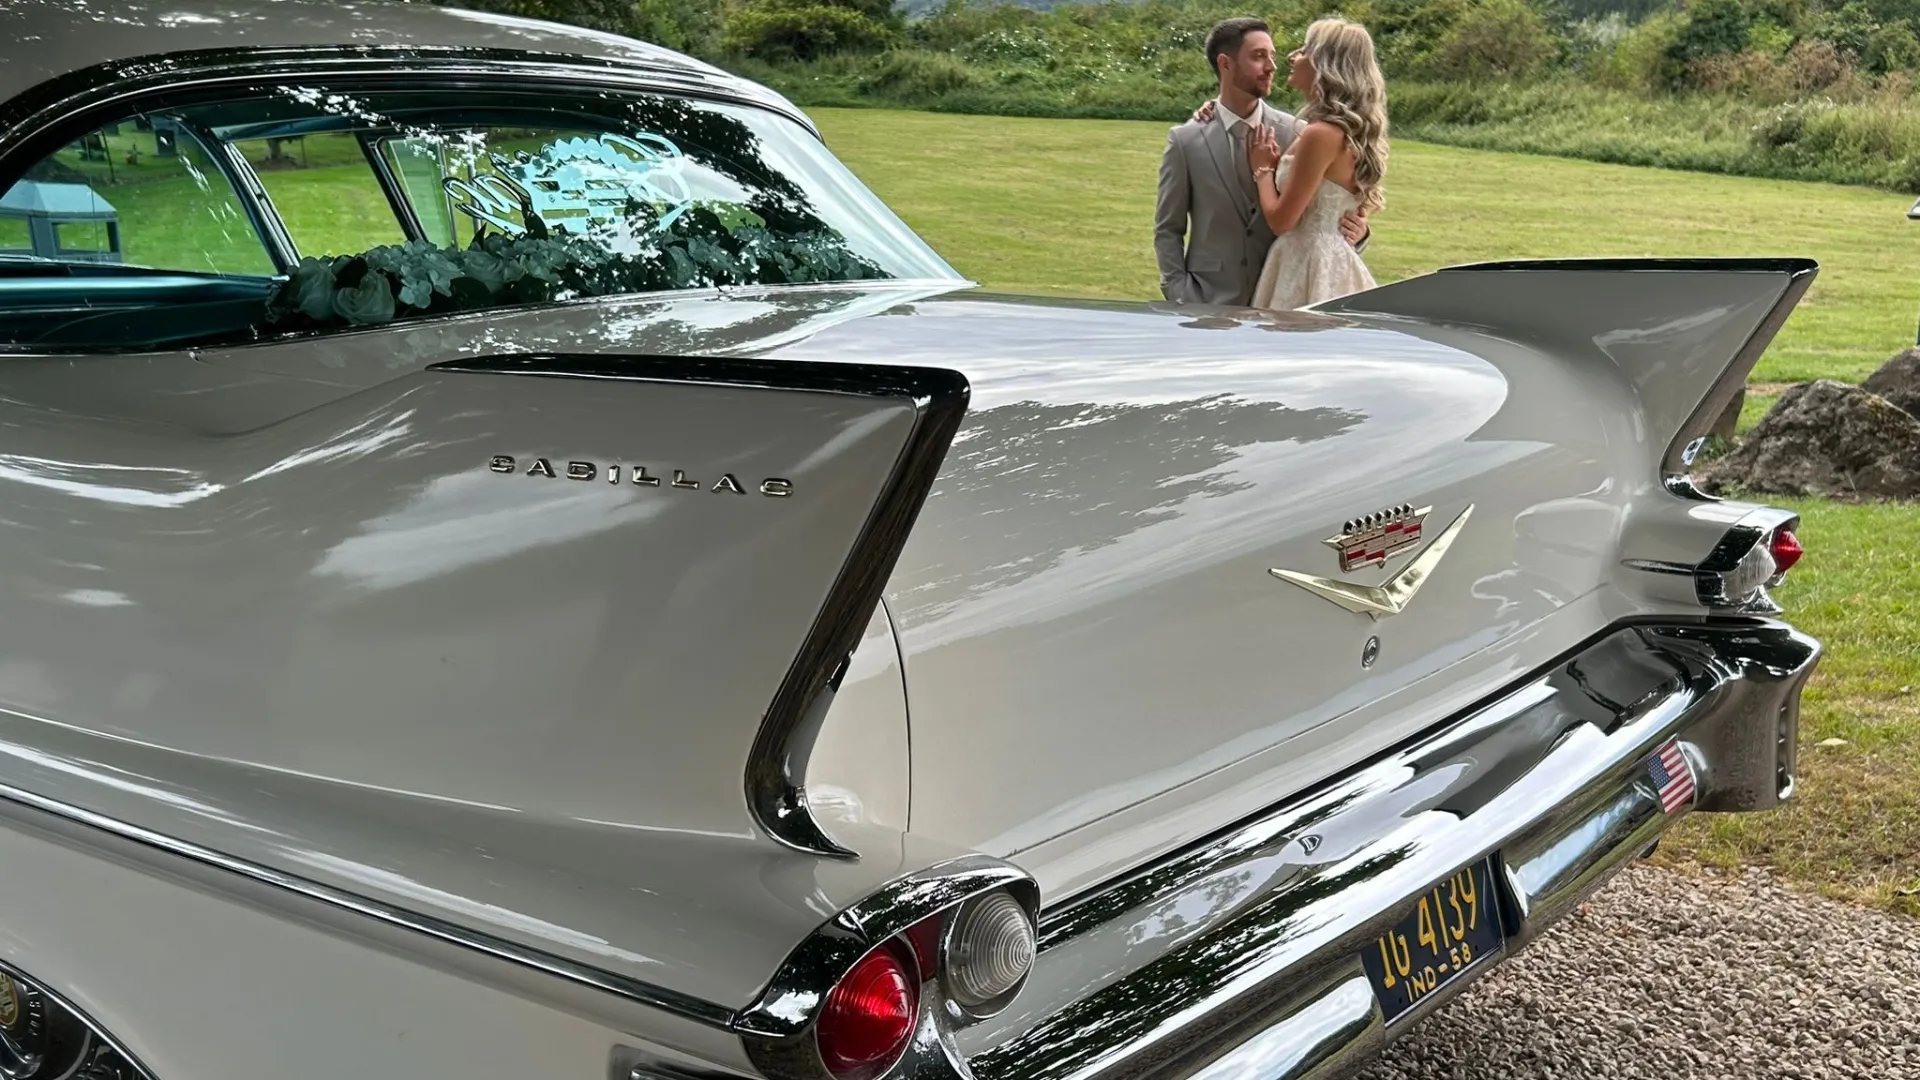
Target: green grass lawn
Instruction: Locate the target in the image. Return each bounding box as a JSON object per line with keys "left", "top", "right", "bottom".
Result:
{"left": 810, "top": 107, "right": 1920, "bottom": 914}
{"left": 809, "top": 107, "right": 1920, "bottom": 386}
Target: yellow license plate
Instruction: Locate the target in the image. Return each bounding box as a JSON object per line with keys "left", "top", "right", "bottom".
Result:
{"left": 1359, "top": 856, "right": 1506, "bottom": 1022}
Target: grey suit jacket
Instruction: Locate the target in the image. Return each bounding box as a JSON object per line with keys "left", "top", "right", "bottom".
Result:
{"left": 1155, "top": 102, "right": 1302, "bottom": 307}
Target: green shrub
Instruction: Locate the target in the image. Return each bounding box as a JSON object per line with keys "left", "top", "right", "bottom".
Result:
{"left": 1435, "top": 0, "right": 1557, "bottom": 79}
{"left": 858, "top": 50, "right": 979, "bottom": 98}
{"left": 1362, "top": 0, "right": 1475, "bottom": 78}
{"left": 1564, "top": 12, "right": 1633, "bottom": 74}
{"left": 1668, "top": 0, "right": 1755, "bottom": 76}
{"left": 1688, "top": 49, "right": 1798, "bottom": 99}
{"left": 1865, "top": 20, "right": 1920, "bottom": 69}
{"left": 631, "top": 0, "right": 724, "bottom": 55}
{"left": 1784, "top": 37, "right": 1868, "bottom": 92}
{"left": 1593, "top": 8, "right": 1685, "bottom": 90}
{"left": 908, "top": 0, "right": 1046, "bottom": 52}
{"left": 1811, "top": 0, "right": 1880, "bottom": 58}
{"left": 723, "top": 0, "right": 897, "bottom": 61}
{"left": 1749, "top": 19, "right": 1798, "bottom": 55}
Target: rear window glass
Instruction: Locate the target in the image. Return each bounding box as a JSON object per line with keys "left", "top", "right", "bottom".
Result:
{"left": 0, "top": 81, "right": 956, "bottom": 352}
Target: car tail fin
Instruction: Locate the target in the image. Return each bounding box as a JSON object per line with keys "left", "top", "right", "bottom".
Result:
{"left": 1313, "top": 258, "right": 1817, "bottom": 481}
{"left": 422, "top": 354, "right": 969, "bottom": 858}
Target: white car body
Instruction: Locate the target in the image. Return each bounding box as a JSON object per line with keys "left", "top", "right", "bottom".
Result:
{"left": 0, "top": 5, "right": 1820, "bottom": 1080}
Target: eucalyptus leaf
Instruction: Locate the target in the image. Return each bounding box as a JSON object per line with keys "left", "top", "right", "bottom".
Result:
{"left": 398, "top": 277, "right": 435, "bottom": 309}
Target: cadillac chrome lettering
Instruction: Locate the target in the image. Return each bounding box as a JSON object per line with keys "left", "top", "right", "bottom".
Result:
{"left": 488, "top": 455, "right": 793, "bottom": 496}
{"left": 1270, "top": 504, "right": 1474, "bottom": 620}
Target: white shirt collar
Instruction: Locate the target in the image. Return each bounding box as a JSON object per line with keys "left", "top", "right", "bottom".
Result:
{"left": 1215, "top": 97, "right": 1267, "bottom": 135}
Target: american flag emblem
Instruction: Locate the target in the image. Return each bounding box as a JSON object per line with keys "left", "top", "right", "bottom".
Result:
{"left": 1324, "top": 504, "right": 1431, "bottom": 573}
{"left": 1648, "top": 739, "right": 1697, "bottom": 814}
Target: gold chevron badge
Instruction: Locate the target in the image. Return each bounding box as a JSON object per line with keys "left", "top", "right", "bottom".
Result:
{"left": 1268, "top": 504, "right": 1474, "bottom": 620}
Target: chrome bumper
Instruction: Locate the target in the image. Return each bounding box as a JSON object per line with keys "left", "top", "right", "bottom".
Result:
{"left": 959, "top": 619, "right": 1820, "bottom": 1080}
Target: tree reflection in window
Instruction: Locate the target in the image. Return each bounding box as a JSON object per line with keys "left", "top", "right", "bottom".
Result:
{"left": 247, "top": 86, "right": 937, "bottom": 333}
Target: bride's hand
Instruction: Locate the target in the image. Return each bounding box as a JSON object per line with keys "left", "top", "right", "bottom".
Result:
{"left": 1191, "top": 99, "right": 1216, "bottom": 124}
{"left": 1249, "top": 126, "right": 1282, "bottom": 174}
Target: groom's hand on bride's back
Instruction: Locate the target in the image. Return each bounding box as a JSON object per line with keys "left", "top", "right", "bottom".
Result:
{"left": 1340, "top": 208, "right": 1369, "bottom": 249}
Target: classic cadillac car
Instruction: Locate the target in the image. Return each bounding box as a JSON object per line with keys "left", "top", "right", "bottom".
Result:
{"left": 0, "top": 3, "right": 1821, "bottom": 1080}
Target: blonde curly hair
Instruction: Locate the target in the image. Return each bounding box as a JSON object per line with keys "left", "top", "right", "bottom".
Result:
{"left": 1298, "top": 17, "right": 1388, "bottom": 215}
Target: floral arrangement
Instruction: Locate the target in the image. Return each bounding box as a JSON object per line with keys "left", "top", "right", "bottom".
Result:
{"left": 263, "top": 200, "right": 889, "bottom": 331}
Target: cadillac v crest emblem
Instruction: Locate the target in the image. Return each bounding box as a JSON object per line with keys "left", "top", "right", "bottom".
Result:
{"left": 1326, "top": 503, "right": 1430, "bottom": 572}
{"left": 1269, "top": 504, "right": 1475, "bottom": 621}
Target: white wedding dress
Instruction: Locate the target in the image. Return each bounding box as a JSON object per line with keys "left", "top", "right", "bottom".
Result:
{"left": 1248, "top": 155, "right": 1376, "bottom": 310}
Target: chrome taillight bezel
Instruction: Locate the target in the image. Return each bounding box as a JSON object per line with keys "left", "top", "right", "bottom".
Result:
{"left": 736, "top": 856, "right": 1041, "bottom": 1080}
{"left": 1692, "top": 507, "right": 1801, "bottom": 613}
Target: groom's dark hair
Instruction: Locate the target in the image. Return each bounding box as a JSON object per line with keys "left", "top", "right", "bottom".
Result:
{"left": 1205, "top": 17, "right": 1271, "bottom": 75}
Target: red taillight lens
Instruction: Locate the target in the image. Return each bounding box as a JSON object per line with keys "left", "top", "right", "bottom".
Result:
{"left": 817, "top": 946, "right": 917, "bottom": 1079}
{"left": 1769, "top": 528, "right": 1803, "bottom": 575}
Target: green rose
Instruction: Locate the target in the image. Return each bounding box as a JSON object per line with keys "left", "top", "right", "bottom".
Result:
{"left": 290, "top": 257, "right": 340, "bottom": 322}
{"left": 332, "top": 272, "right": 397, "bottom": 326}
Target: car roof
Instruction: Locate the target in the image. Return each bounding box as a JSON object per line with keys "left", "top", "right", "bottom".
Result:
{"left": 0, "top": 0, "right": 795, "bottom": 122}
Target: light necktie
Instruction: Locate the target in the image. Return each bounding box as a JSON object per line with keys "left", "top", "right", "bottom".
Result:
{"left": 1229, "top": 122, "right": 1257, "bottom": 204}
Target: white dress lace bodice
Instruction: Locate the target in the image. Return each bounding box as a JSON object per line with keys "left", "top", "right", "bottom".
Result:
{"left": 1248, "top": 156, "right": 1376, "bottom": 311}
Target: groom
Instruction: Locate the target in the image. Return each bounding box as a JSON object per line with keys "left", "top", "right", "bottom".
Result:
{"left": 1155, "top": 16, "right": 1368, "bottom": 306}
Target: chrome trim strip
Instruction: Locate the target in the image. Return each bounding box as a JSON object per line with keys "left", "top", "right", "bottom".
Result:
{"left": 208, "top": 125, "right": 300, "bottom": 273}
{"left": 963, "top": 619, "right": 1820, "bottom": 1080}
{"left": 0, "top": 268, "right": 972, "bottom": 356}
{"left": 1440, "top": 257, "right": 1820, "bottom": 274}
{"left": 431, "top": 353, "right": 972, "bottom": 859}
{"left": 1620, "top": 557, "right": 1696, "bottom": 576}
{"left": 1183, "top": 976, "right": 1377, "bottom": 1080}
{"left": 357, "top": 128, "right": 428, "bottom": 245}
{"left": 0, "top": 778, "right": 739, "bottom": 1029}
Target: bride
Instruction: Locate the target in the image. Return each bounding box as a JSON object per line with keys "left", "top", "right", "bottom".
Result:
{"left": 1196, "top": 18, "right": 1388, "bottom": 310}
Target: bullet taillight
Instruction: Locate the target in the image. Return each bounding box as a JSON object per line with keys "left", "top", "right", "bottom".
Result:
{"left": 815, "top": 945, "right": 918, "bottom": 1080}
{"left": 1768, "top": 527, "right": 1803, "bottom": 578}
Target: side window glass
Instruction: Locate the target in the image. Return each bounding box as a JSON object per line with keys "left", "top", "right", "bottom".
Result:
{"left": 0, "top": 117, "right": 274, "bottom": 275}
{"left": 230, "top": 133, "right": 406, "bottom": 257}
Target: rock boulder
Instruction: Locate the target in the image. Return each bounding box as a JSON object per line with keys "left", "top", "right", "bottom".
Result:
{"left": 1862, "top": 346, "right": 1920, "bottom": 420}
{"left": 1700, "top": 378, "right": 1920, "bottom": 501}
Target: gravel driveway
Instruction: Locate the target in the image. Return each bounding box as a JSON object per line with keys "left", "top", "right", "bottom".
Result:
{"left": 1358, "top": 864, "right": 1920, "bottom": 1080}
